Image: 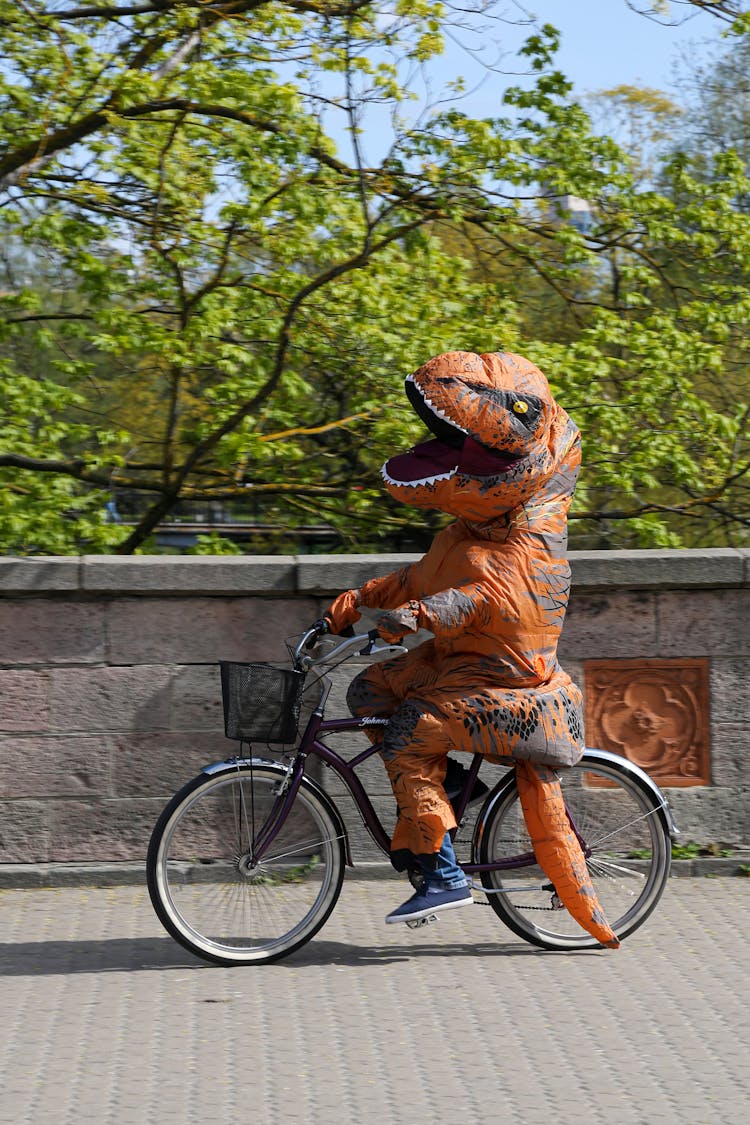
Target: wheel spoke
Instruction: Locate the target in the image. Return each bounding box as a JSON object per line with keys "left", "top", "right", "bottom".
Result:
{"left": 587, "top": 857, "right": 646, "bottom": 881}
{"left": 147, "top": 766, "right": 344, "bottom": 964}
{"left": 587, "top": 805, "right": 662, "bottom": 850}
{"left": 477, "top": 756, "right": 671, "bottom": 949}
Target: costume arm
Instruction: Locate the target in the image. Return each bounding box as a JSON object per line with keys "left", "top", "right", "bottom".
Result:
{"left": 324, "top": 563, "right": 420, "bottom": 633}
{"left": 377, "top": 583, "right": 490, "bottom": 643}
{"left": 358, "top": 564, "right": 419, "bottom": 610}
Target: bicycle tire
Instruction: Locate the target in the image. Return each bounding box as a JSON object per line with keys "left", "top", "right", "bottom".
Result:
{"left": 475, "top": 751, "right": 672, "bottom": 949}
{"left": 147, "top": 762, "right": 346, "bottom": 965}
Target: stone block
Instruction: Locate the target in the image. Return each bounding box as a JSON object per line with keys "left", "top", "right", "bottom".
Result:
{"left": 106, "top": 596, "right": 317, "bottom": 665}
{"left": 709, "top": 658, "right": 750, "bottom": 724}
{"left": 656, "top": 589, "right": 750, "bottom": 657}
{"left": 81, "top": 554, "right": 297, "bottom": 594}
{"left": 0, "top": 599, "right": 105, "bottom": 664}
{"left": 297, "top": 554, "right": 418, "bottom": 595}
{"left": 45, "top": 797, "right": 167, "bottom": 861}
{"left": 559, "top": 591, "right": 657, "bottom": 660}
{"left": 570, "top": 548, "right": 745, "bottom": 591}
{"left": 0, "top": 556, "right": 81, "bottom": 594}
{"left": 0, "top": 800, "right": 50, "bottom": 862}
{"left": 170, "top": 665, "right": 225, "bottom": 732}
{"left": 48, "top": 666, "right": 172, "bottom": 733}
{"left": 740, "top": 548, "right": 750, "bottom": 585}
{"left": 0, "top": 861, "right": 146, "bottom": 888}
{"left": 561, "top": 658, "right": 584, "bottom": 689}
{"left": 711, "top": 725, "right": 750, "bottom": 786}
{"left": 0, "top": 669, "right": 49, "bottom": 732}
{"left": 111, "top": 731, "right": 230, "bottom": 797}
{"left": 665, "top": 786, "right": 750, "bottom": 845}
{"left": 0, "top": 735, "right": 112, "bottom": 797}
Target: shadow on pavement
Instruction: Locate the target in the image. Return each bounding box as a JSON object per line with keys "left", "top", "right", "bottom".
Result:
{"left": 0, "top": 937, "right": 209, "bottom": 975}
{"left": 0, "top": 934, "right": 593, "bottom": 974}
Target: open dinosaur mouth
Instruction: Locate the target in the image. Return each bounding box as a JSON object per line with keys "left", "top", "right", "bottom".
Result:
{"left": 382, "top": 436, "right": 523, "bottom": 488}
{"left": 382, "top": 374, "right": 525, "bottom": 487}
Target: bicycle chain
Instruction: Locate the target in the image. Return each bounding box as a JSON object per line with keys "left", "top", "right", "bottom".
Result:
{"left": 459, "top": 825, "right": 559, "bottom": 911}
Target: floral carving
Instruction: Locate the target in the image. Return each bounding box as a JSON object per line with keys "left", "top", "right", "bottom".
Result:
{"left": 584, "top": 659, "right": 710, "bottom": 786}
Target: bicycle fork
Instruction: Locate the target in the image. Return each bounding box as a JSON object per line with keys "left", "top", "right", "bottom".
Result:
{"left": 236, "top": 757, "right": 302, "bottom": 865}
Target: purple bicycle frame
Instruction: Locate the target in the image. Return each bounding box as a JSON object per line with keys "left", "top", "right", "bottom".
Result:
{"left": 250, "top": 711, "right": 548, "bottom": 875}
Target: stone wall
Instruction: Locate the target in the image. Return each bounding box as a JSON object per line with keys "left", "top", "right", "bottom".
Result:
{"left": 0, "top": 549, "right": 748, "bottom": 866}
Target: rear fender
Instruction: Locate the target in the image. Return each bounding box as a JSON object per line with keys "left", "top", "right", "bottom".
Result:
{"left": 471, "top": 746, "right": 679, "bottom": 862}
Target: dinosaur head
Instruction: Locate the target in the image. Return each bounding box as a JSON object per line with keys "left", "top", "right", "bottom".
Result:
{"left": 382, "top": 350, "right": 579, "bottom": 522}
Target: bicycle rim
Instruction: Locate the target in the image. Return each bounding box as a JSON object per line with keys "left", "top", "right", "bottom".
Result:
{"left": 477, "top": 758, "right": 671, "bottom": 949}
{"left": 147, "top": 765, "right": 345, "bottom": 965}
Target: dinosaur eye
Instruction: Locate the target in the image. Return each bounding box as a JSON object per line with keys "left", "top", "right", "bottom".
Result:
{"left": 512, "top": 401, "right": 529, "bottom": 415}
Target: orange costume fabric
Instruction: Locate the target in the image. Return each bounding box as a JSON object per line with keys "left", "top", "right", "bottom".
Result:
{"left": 327, "top": 351, "right": 618, "bottom": 947}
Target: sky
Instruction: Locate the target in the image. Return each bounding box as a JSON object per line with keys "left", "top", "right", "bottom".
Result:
{"left": 348, "top": 0, "right": 727, "bottom": 161}
{"left": 514, "top": 0, "right": 721, "bottom": 96}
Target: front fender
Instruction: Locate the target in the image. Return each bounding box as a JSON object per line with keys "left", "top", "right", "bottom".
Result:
{"left": 201, "top": 756, "right": 353, "bottom": 866}
{"left": 202, "top": 754, "right": 279, "bottom": 776}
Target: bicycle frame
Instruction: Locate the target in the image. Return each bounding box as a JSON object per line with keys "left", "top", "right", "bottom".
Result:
{"left": 203, "top": 627, "right": 678, "bottom": 881}
{"left": 207, "top": 708, "right": 540, "bottom": 876}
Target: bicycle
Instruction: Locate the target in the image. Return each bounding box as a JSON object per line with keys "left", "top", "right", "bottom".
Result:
{"left": 147, "top": 623, "right": 678, "bottom": 966}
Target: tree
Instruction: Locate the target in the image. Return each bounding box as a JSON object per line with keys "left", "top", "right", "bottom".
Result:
{"left": 0, "top": 2, "right": 748, "bottom": 552}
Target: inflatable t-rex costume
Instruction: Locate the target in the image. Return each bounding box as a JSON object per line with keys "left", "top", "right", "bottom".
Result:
{"left": 326, "top": 350, "right": 619, "bottom": 947}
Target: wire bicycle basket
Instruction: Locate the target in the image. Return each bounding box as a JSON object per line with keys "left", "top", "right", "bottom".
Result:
{"left": 219, "top": 661, "right": 306, "bottom": 744}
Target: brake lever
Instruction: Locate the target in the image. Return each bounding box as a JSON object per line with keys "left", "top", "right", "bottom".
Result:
{"left": 359, "top": 629, "right": 407, "bottom": 658}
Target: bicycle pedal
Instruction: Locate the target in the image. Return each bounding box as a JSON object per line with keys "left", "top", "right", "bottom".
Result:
{"left": 405, "top": 913, "right": 439, "bottom": 929}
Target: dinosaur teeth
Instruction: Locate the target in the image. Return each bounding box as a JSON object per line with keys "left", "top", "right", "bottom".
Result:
{"left": 422, "top": 393, "right": 468, "bottom": 433}
{"left": 406, "top": 375, "right": 468, "bottom": 434}
{"left": 381, "top": 466, "right": 457, "bottom": 488}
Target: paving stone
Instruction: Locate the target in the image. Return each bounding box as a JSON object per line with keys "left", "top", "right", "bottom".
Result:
{"left": 1, "top": 879, "right": 748, "bottom": 1125}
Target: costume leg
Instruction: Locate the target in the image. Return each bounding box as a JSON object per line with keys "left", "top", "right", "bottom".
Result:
{"left": 379, "top": 698, "right": 458, "bottom": 863}
{"left": 360, "top": 669, "right": 618, "bottom": 944}
{"left": 347, "top": 651, "right": 457, "bottom": 866}
{"left": 515, "top": 761, "right": 620, "bottom": 949}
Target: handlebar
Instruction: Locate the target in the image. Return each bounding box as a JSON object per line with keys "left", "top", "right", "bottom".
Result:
{"left": 293, "top": 622, "right": 407, "bottom": 670}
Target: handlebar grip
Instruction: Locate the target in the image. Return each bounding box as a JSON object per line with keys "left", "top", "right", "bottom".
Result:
{"left": 304, "top": 619, "right": 330, "bottom": 649}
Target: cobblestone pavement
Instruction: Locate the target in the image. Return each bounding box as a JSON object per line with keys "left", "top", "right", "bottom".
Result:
{"left": 1, "top": 876, "right": 748, "bottom": 1125}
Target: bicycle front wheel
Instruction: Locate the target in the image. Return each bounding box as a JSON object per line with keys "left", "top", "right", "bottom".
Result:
{"left": 147, "top": 763, "right": 346, "bottom": 965}
{"left": 476, "top": 752, "right": 672, "bottom": 949}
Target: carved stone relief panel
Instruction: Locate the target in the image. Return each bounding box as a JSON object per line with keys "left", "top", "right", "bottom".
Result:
{"left": 584, "top": 658, "right": 711, "bottom": 786}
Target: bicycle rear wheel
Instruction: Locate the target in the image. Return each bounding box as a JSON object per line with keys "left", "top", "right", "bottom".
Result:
{"left": 147, "top": 762, "right": 346, "bottom": 965}
{"left": 476, "top": 752, "right": 672, "bottom": 949}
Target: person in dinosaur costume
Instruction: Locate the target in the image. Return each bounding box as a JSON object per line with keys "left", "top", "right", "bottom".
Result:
{"left": 325, "top": 349, "right": 619, "bottom": 947}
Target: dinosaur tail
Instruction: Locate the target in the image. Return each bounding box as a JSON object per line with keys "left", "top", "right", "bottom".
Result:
{"left": 515, "top": 761, "right": 620, "bottom": 949}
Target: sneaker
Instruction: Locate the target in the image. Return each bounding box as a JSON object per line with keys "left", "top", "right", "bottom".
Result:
{"left": 385, "top": 882, "right": 474, "bottom": 924}
{"left": 443, "top": 757, "right": 490, "bottom": 809}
